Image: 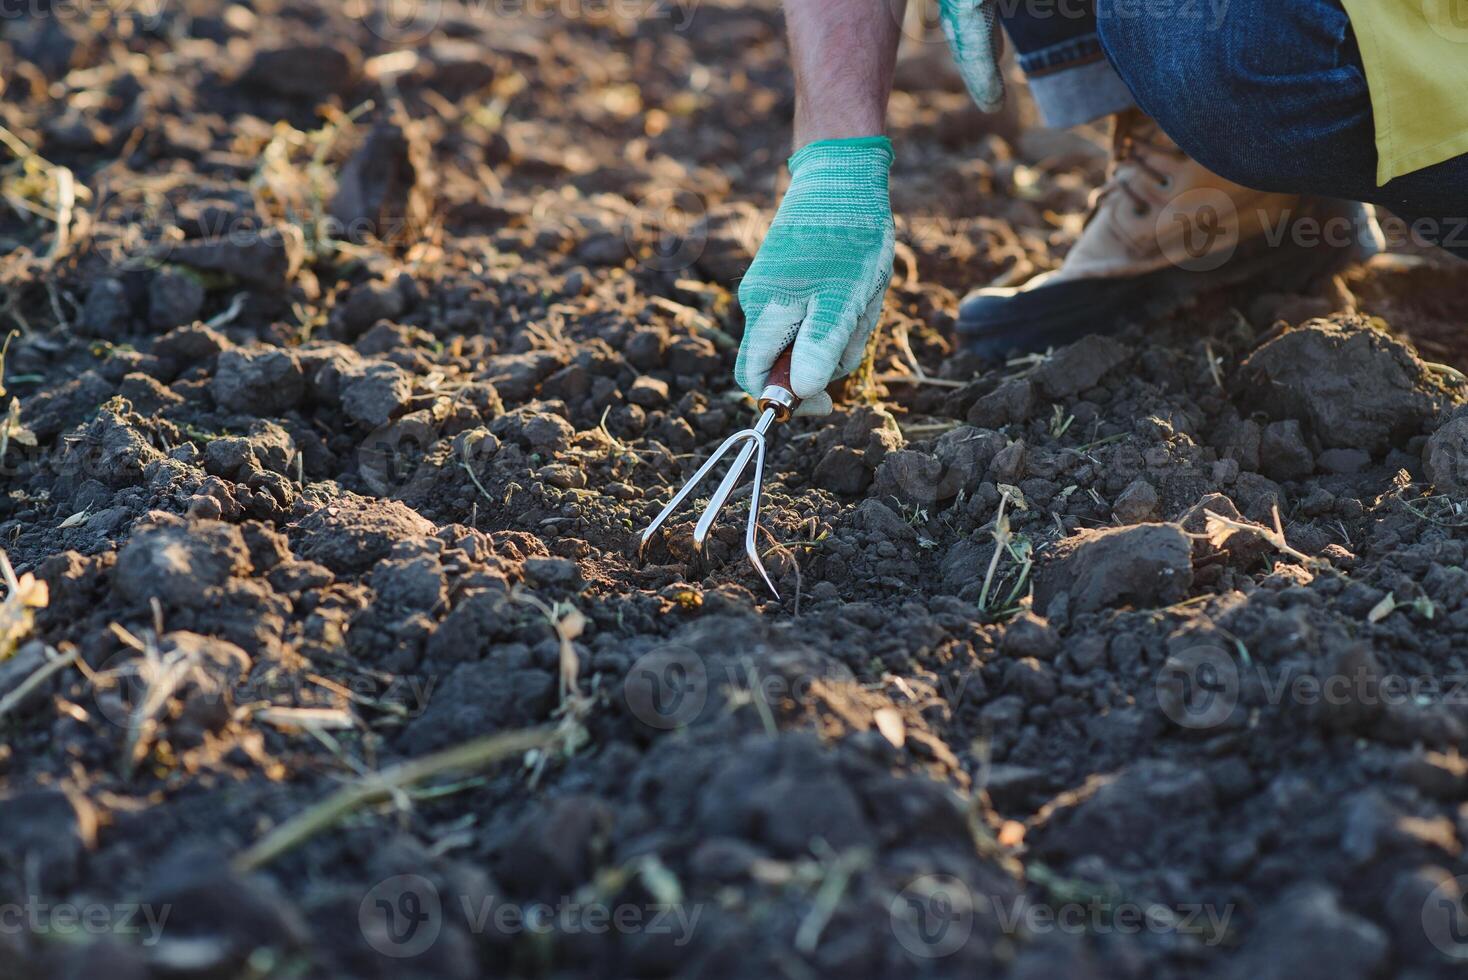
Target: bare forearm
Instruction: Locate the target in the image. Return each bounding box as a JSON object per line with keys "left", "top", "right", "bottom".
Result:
{"left": 784, "top": 0, "right": 906, "bottom": 148}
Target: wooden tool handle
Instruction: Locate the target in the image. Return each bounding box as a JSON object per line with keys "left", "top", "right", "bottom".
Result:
{"left": 767, "top": 347, "right": 796, "bottom": 400}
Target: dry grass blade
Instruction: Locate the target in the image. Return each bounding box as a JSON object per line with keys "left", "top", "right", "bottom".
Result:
{"left": 0, "top": 122, "right": 87, "bottom": 268}
{"left": 978, "top": 485, "right": 1027, "bottom": 613}
{"left": 119, "top": 633, "right": 205, "bottom": 778}
{"left": 459, "top": 433, "right": 496, "bottom": 501}
{"left": 648, "top": 296, "right": 737, "bottom": 350}
{"left": 0, "top": 646, "right": 77, "bottom": 722}
{"left": 0, "top": 548, "right": 49, "bottom": 661}
{"left": 512, "top": 590, "right": 585, "bottom": 702}
{"left": 1202, "top": 504, "right": 1328, "bottom": 570}
{"left": 254, "top": 706, "right": 356, "bottom": 731}
{"left": 47, "top": 164, "right": 75, "bottom": 266}
{"left": 794, "top": 848, "right": 869, "bottom": 954}
{"left": 233, "top": 725, "right": 558, "bottom": 872}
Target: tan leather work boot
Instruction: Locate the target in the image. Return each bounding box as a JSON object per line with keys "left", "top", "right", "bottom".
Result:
{"left": 958, "top": 110, "right": 1380, "bottom": 358}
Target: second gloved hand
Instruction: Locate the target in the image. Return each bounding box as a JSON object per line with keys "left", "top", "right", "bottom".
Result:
{"left": 734, "top": 136, "right": 895, "bottom": 416}
{"left": 940, "top": 0, "right": 1005, "bottom": 112}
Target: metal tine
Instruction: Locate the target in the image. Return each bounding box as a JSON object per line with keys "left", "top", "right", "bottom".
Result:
{"left": 692, "top": 435, "right": 759, "bottom": 552}
{"left": 638, "top": 425, "right": 759, "bottom": 554}
{"left": 744, "top": 429, "right": 779, "bottom": 598}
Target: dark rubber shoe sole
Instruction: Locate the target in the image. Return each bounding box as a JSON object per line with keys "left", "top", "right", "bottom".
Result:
{"left": 956, "top": 200, "right": 1376, "bottom": 361}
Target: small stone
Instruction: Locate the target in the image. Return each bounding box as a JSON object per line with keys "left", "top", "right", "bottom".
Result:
{"left": 187, "top": 494, "right": 224, "bottom": 520}
{"left": 1000, "top": 611, "right": 1059, "bottom": 660}
{"left": 624, "top": 330, "right": 665, "bottom": 371}
{"left": 337, "top": 280, "right": 406, "bottom": 337}
{"left": 1033, "top": 335, "right": 1130, "bottom": 399}
{"left": 1221, "top": 884, "right": 1386, "bottom": 980}
{"left": 1005, "top": 657, "right": 1057, "bottom": 701}
{"left": 328, "top": 118, "right": 433, "bottom": 246}
{"left": 242, "top": 42, "right": 360, "bottom": 97}
{"left": 147, "top": 266, "right": 207, "bottom": 330}
{"left": 1034, "top": 523, "right": 1193, "bottom": 615}
{"left": 168, "top": 227, "right": 303, "bottom": 291}
{"left": 1212, "top": 457, "right": 1240, "bottom": 483}
{"left": 967, "top": 378, "right": 1034, "bottom": 427}
{"left": 523, "top": 556, "right": 584, "bottom": 590}
{"left": 1317, "top": 447, "right": 1371, "bottom": 475}
{"left": 935, "top": 426, "right": 1004, "bottom": 493}
{"left": 1298, "top": 486, "right": 1335, "bottom": 517}
{"left": 80, "top": 277, "right": 131, "bottom": 337}
{"left": 1395, "top": 751, "right": 1468, "bottom": 799}
{"left": 0, "top": 790, "right": 94, "bottom": 890}
{"left": 851, "top": 498, "right": 918, "bottom": 544}
{"left": 627, "top": 375, "right": 670, "bottom": 408}
{"left": 874, "top": 450, "right": 948, "bottom": 505}
{"left": 989, "top": 440, "right": 1026, "bottom": 483}
{"left": 1111, "top": 478, "right": 1159, "bottom": 523}
{"left": 1237, "top": 315, "right": 1439, "bottom": 455}
{"left": 113, "top": 517, "right": 250, "bottom": 608}
{"left": 341, "top": 361, "right": 413, "bottom": 428}
{"left": 1178, "top": 493, "right": 1272, "bottom": 566}
{"left": 982, "top": 764, "right": 1050, "bottom": 810}
{"left": 212, "top": 347, "right": 305, "bottom": 414}
{"left": 490, "top": 406, "right": 575, "bottom": 452}
{"left": 813, "top": 446, "right": 871, "bottom": 495}
{"left": 538, "top": 464, "right": 587, "bottom": 490}
{"left": 153, "top": 323, "right": 231, "bottom": 372}
{"left": 1259, "top": 419, "right": 1314, "bottom": 480}
{"left": 1424, "top": 409, "right": 1468, "bottom": 494}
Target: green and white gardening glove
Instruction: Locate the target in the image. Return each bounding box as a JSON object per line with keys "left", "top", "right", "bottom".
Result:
{"left": 940, "top": 0, "right": 1005, "bottom": 112}
{"left": 735, "top": 136, "right": 895, "bottom": 417}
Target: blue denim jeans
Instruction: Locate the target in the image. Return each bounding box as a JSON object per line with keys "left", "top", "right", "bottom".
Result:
{"left": 1000, "top": 0, "right": 1137, "bottom": 128}
{"left": 1003, "top": 0, "right": 1468, "bottom": 257}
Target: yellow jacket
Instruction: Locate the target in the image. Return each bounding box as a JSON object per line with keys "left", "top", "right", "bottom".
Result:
{"left": 1342, "top": 0, "right": 1468, "bottom": 183}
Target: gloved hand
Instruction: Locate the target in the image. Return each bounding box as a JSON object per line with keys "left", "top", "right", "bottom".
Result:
{"left": 939, "top": 0, "right": 1005, "bottom": 112}
{"left": 734, "top": 136, "right": 895, "bottom": 417}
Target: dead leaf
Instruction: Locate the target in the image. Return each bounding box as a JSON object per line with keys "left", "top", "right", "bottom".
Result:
{"left": 1367, "top": 593, "right": 1396, "bottom": 624}
{"left": 873, "top": 707, "right": 906, "bottom": 748}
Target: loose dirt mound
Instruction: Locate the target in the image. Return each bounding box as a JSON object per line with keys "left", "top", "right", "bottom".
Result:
{"left": 2, "top": 3, "right": 1467, "bottom": 978}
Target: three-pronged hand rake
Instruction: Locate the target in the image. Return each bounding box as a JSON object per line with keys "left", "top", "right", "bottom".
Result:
{"left": 637, "top": 348, "right": 801, "bottom": 598}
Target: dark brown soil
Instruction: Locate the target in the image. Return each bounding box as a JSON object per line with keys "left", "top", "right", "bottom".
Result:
{"left": 3, "top": 3, "right": 1468, "bottom": 978}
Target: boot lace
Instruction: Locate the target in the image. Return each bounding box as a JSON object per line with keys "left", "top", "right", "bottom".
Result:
{"left": 1091, "top": 110, "right": 1189, "bottom": 219}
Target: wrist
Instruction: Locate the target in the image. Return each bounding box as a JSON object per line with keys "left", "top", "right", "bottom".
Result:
{"left": 781, "top": 138, "right": 894, "bottom": 217}
{"left": 787, "top": 136, "right": 894, "bottom": 182}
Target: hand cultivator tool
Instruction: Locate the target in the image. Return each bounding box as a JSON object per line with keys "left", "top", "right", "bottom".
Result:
{"left": 638, "top": 348, "right": 801, "bottom": 599}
